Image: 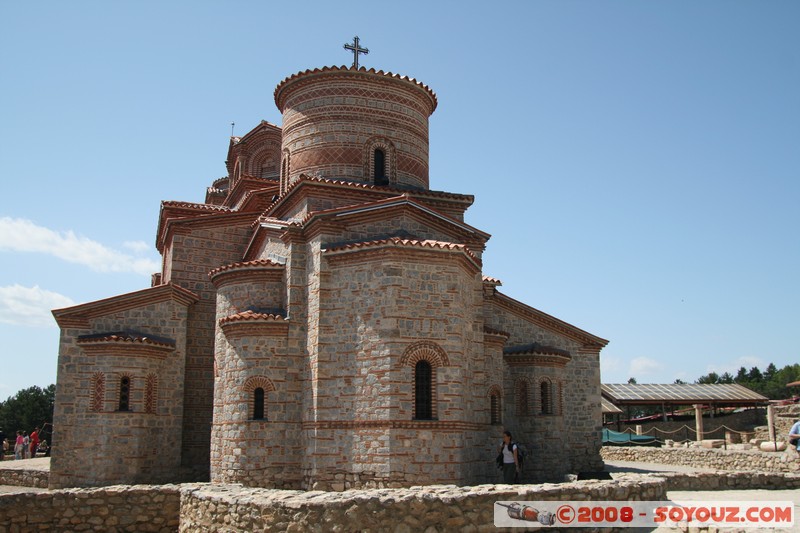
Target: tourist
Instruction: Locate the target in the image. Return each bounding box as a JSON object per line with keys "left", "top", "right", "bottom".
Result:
{"left": 14, "top": 430, "right": 24, "bottom": 460}
{"left": 789, "top": 418, "right": 800, "bottom": 457}
{"left": 0, "top": 428, "right": 5, "bottom": 461}
{"left": 498, "top": 430, "right": 520, "bottom": 484}
{"left": 29, "top": 427, "right": 40, "bottom": 458}
{"left": 22, "top": 432, "right": 30, "bottom": 459}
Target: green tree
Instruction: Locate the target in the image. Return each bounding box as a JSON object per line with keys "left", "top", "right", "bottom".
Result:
{"left": 0, "top": 384, "right": 55, "bottom": 442}
{"left": 627, "top": 377, "right": 637, "bottom": 384}
{"left": 697, "top": 372, "right": 720, "bottom": 384}
{"left": 719, "top": 372, "right": 734, "bottom": 384}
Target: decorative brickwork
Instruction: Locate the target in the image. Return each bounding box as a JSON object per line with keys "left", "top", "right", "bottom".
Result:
{"left": 51, "top": 65, "right": 609, "bottom": 490}
{"left": 145, "top": 373, "right": 158, "bottom": 414}
{"left": 90, "top": 372, "right": 105, "bottom": 412}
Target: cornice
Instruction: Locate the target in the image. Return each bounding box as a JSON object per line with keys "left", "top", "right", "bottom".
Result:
{"left": 274, "top": 65, "right": 438, "bottom": 115}
{"left": 52, "top": 283, "right": 199, "bottom": 329}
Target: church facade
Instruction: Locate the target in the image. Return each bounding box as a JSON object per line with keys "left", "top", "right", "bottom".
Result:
{"left": 50, "top": 65, "right": 608, "bottom": 490}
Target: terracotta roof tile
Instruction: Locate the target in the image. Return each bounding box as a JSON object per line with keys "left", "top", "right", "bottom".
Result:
{"left": 261, "top": 175, "right": 474, "bottom": 218}
{"left": 76, "top": 331, "right": 175, "bottom": 349}
{"left": 482, "top": 276, "right": 503, "bottom": 286}
{"left": 209, "top": 259, "right": 285, "bottom": 278}
{"left": 219, "top": 310, "right": 287, "bottom": 326}
{"left": 161, "top": 200, "right": 231, "bottom": 213}
{"left": 325, "top": 236, "right": 475, "bottom": 258}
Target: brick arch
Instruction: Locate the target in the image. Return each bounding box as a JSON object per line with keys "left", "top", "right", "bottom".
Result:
{"left": 116, "top": 372, "right": 133, "bottom": 412}
{"left": 538, "top": 377, "right": 554, "bottom": 415}
{"left": 243, "top": 376, "right": 276, "bottom": 394}
{"left": 243, "top": 376, "right": 275, "bottom": 422}
{"left": 515, "top": 377, "right": 533, "bottom": 417}
{"left": 364, "top": 136, "right": 397, "bottom": 185}
{"left": 487, "top": 384, "right": 503, "bottom": 398}
{"left": 400, "top": 341, "right": 450, "bottom": 368}
{"left": 248, "top": 142, "right": 281, "bottom": 178}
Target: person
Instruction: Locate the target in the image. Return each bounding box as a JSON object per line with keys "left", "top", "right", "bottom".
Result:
{"left": 29, "top": 427, "right": 39, "bottom": 458}
{"left": 14, "top": 430, "right": 24, "bottom": 460}
{"left": 0, "top": 428, "right": 5, "bottom": 461}
{"left": 22, "top": 432, "right": 30, "bottom": 459}
{"left": 789, "top": 418, "right": 800, "bottom": 457}
{"left": 498, "top": 430, "right": 520, "bottom": 484}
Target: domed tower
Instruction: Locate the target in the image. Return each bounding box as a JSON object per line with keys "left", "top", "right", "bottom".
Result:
{"left": 274, "top": 66, "right": 438, "bottom": 193}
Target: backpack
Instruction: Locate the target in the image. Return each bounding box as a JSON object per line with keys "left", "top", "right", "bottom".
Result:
{"left": 514, "top": 443, "right": 526, "bottom": 470}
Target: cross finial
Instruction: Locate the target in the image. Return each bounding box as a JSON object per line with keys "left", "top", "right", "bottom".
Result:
{"left": 344, "top": 36, "right": 369, "bottom": 69}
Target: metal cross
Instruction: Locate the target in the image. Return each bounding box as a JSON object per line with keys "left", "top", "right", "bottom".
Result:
{"left": 344, "top": 36, "right": 369, "bottom": 69}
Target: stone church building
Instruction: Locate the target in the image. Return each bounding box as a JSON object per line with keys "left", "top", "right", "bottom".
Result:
{"left": 50, "top": 65, "right": 608, "bottom": 490}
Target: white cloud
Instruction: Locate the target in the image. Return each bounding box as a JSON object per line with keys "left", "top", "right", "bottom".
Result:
{"left": 0, "top": 217, "right": 159, "bottom": 276}
{"left": 629, "top": 356, "right": 666, "bottom": 377}
{"left": 123, "top": 240, "right": 151, "bottom": 254}
{"left": 0, "top": 285, "right": 75, "bottom": 327}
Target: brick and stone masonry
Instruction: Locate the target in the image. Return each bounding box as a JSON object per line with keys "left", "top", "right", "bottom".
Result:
{"left": 49, "top": 65, "right": 609, "bottom": 490}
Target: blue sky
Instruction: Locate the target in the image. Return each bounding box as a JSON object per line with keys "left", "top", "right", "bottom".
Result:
{"left": 1, "top": 1, "right": 798, "bottom": 398}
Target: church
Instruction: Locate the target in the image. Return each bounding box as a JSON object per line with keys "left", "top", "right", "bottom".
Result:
{"left": 50, "top": 56, "right": 608, "bottom": 490}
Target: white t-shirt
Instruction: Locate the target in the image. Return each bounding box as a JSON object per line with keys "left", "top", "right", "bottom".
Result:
{"left": 502, "top": 443, "right": 517, "bottom": 464}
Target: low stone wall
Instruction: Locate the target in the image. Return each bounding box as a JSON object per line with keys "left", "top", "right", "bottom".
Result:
{"left": 616, "top": 470, "right": 800, "bottom": 492}
{"left": 178, "top": 478, "right": 667, "bottom": 532}
{"left": 0, "top": 485, "right": 180, "bottom": 533}
{"left": 0, "top": 468, "right": 48, "bottom": 488}
{"left": 601, "top": 445, "right": 800, "bottom": 473}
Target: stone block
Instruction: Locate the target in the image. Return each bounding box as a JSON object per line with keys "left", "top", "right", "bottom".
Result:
{"left": 700, "top": 439, "right": 725, "bottom": 449}
{"left": 759, "top": 441, "right": 787, "bottom": 452}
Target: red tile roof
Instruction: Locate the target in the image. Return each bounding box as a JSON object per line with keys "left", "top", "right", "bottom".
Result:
{"left": 482, "top": 276, "right": 503, "bottom": 286}
{"left": 323, "top": 237, "right": 480, "bottom": 264}
{"left": 76, "top": 332, "right": 175, "bottom": 349}
{"left": 209, "top": 259, "right": 284, "bottom": 278}
{"left": 219, "top": 310, "right": 287, "bottom": 325}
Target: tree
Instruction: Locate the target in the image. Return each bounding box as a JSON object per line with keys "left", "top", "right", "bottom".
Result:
{"left": 747, "top": 367, "right": 763, "bottom": 383}
{"left": 697, "top": 372, "right": 720, "bottom": 384}
{"left": 627, "top": 377, "right": 637, "bottom": 384}
{"left": 673, "top": 379, "right": 686, "bottom": 385}
{"left": 0, "top": 384, "right": 55, "bottom": 442}
{"left": 719, "top": 372, "right": 734, "bottom": 384}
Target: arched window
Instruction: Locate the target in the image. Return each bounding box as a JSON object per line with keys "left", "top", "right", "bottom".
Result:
{"left": 540, "top": 380, "right": 553, "bottom": 415}
{"left": 253, "top": 387, "right": 265, "bottom": 420}
{"left": 490, "top": 392, "right": 501, "bottom": 425}
{"left": 374, "top": 148, "right": 387, "bottom": 185}
{"left": 118, "top": 376, "right": 131, "bottom": 411}
{"left": 414, "top": 360, "right": 433, "bottom": 420}
{"left": 516, "top": 380, "right": 529, "bottom": 416}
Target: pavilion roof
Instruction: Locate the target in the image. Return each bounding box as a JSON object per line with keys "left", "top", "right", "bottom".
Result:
{"left": 601, "top": 383, "right": 768, "bottom": 406}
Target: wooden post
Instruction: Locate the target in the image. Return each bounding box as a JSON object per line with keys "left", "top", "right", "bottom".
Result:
{"left": 694, "top": 404, "right": 704, "bottom": 442}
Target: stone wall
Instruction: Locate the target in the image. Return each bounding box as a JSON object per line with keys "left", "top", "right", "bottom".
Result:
{"left": 0, "top": 485, "right": 180, "bottom": 533}
{"left": 5, "top": 471, "right": 800, "bottom": 532}
{"left": 601, "top": 445, "right": 800, "bottom": 473}
{"left": 0, "top": 468, "right": 48, "bottom": 488}
{"left": 178, "top": 478, "right": 666, "bottom": 533}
